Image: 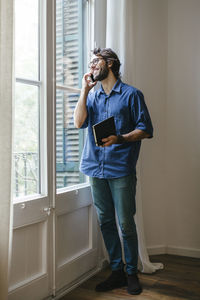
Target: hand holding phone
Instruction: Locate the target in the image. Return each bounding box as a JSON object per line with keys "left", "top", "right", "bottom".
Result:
{"left": 83, "top": 72, "right": 97, "bottom": 90}
{"left": 87, "top": 73, "right": 96, "bottom": 86}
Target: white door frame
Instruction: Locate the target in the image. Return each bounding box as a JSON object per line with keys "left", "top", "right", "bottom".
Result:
{"left": 9, "top": 1, "right": 105, "bottom": 299}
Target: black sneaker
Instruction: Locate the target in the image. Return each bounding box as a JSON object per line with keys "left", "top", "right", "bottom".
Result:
{"left": 127, "top": 273, "right": 142, "bottom": 295}
{"left": 95, "top": 269, "right": 127, "bottom": 292}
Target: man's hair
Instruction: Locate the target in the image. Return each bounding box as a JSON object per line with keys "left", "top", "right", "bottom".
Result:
{"left": 92, "top": 47, "right": 121, "bottom": 79}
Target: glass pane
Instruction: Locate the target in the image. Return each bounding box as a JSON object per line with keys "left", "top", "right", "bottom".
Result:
{"left": 15, "top": 0, "right": 39, "bottom": 80}
{"left": 56, "top": 0, "right": 83, "bottom": 88}
{"left": 13, "top": 83, "right": 40, "bottom": 198}
{"left": 56, "top": 90, "right": 85, "bottom": 189}
{"left": 56, "top": 0, "right": 87, "bottom": 189}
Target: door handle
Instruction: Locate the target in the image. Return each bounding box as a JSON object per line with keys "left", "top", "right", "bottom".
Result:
{"left": 43, "top": 207, "right": 54, "bottom": 216}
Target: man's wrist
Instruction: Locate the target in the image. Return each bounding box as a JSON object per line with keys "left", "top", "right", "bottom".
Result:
{"left": 116, "top": 135, "right": 125, "bottom": 144}
{"left": 81, "top": 87, "right": 89, "bottom": 96}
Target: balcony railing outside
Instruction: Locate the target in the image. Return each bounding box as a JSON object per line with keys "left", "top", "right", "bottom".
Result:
{"left": 14, "top": 152, "right": 39, "bottom": 198}
{"left": 14, "top": 151, "right": 84, "bottom": 198}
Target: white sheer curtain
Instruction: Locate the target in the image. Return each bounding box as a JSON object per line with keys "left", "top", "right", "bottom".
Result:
{"left": 0, "top": 0, "right": 14, "bottom": 298}
{"left": 106, "top": 0, "right": 163, "bottom": 273}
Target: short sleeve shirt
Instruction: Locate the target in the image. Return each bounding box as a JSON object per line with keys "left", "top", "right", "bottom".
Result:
{"left": 79, "top": 79, "right": 153, "bottom": 178}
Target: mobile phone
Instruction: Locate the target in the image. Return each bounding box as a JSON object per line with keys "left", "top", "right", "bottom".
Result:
{"left": 90, "top": 74, "right": 95, "bottom": 82}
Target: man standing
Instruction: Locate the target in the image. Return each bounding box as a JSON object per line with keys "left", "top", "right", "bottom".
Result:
{"left": 74, "top": 48, "right": 153, "bottom": 295}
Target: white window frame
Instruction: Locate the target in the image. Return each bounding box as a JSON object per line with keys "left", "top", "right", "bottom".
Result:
{"left": 13, "top": 0, "right": 96, "bottom": 203}
{"left": 55, "top": 0, "right": 95, "bottom": 194}
{"left": 13, "top": 0, "right": 47, "bottom": 203}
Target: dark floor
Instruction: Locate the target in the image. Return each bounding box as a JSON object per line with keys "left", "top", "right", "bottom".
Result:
{"left": 60, "top": 254, "right": 200, "bottom": 300}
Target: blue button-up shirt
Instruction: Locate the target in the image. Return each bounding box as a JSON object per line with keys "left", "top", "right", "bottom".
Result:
{"left": 79, "top": 79, "right": 153, "bottom": 178}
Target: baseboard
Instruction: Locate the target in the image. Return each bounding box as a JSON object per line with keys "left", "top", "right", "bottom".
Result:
{"left": 147, "top": 245, "right": 200, "bottom": 258}
{"left": 167, "top": 246, "right": 200, "bottom": 258}
{"left": 147, "top": 245, "right": 167, "bottom": 256}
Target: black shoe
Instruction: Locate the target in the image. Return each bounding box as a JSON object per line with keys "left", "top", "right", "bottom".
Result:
{"left": 95, "top": 269, "right": 127, "bottom": 292}
{"left": 127, "top": 273, "right": 142, "bottom": 295}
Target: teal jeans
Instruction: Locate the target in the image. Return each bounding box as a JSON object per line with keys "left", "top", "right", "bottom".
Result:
{"left": 89, "top": 173, "right": 138, "bottom": 275}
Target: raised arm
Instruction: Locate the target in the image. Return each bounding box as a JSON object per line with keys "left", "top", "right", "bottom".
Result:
{"left": 74, "top": 73, "right": 97, "bottom": 128}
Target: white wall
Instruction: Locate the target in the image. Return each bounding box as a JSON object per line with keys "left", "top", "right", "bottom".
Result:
{"left": 165, "top": 0, "right": 200, "bottom": 255}
{"left": 126, "top": 0, "right": 168, "bottom": 250}
{"left": 137, "top": 0, "right": 200, "bottom": 257}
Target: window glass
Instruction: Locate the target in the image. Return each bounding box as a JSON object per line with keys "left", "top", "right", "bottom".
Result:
{"left": 56, "top": 0, "right": 87, "bottom": 189}
{"left": 14, "top": 83, "right": 40, "bottom": 197}
{"left": 15, "top": 0, "right": 39, "bottom": 80}
{"left": 13, "top": 0, "right": 40, "bottom": 198}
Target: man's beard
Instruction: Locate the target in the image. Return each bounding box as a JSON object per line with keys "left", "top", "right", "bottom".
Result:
{"left": 93, "top": 64, "right": 109, "bottom": 81}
